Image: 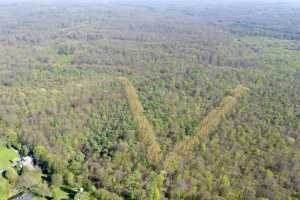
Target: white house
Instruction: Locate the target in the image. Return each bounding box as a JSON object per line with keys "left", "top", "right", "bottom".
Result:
{"left": 19, "top": 156, "right": 34, "bottom": 170}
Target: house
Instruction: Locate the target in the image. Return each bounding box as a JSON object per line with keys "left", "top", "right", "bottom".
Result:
{"left": 19, "top": 156, "right": 34, "bottom": 169}
{"left": 9, "top": 193, "right": 32, "bottom": 200}
{"left": 1, "top": 156, "right": 34, "bottom": 175}
{"left": 11, "top": 195, "right": 32, "bottom": 200}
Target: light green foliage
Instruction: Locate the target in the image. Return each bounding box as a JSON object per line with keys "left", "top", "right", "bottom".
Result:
{"left": 0, "top": 176, "right": 10, "bottom": 200}
{"left": 220, "top": 175, "right": 231, "bottom": 187}
{"left": 18, "top": 168, "right": 44, "bottom": 191}
{"left": 52, "top": 187, "right": 69, "bottom": 200}
{"left": 147, "top": 172, "right": 165, "bottom": 200}
{"left": 4, "top": 168, "right": 18, "bottom": 183}
{"left": 65, "top": 172, "right": 75, "bottom": 186}
{"left": 95, "top": 189, "right": 123, "bottom": 200}
{"left": 51, "top": 174, "right": 63, "bottom": 187}
{"left": 0, "top": 145, "right": 19, "bottom": 170}
{"left": 74, "top": 192, "right": 91, "bottom": 200}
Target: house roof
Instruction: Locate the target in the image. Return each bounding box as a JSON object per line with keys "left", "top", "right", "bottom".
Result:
{"left": 10, "top": 194, "right": 32, "bottom": 200}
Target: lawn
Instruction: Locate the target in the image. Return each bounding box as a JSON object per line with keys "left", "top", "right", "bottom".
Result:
{"left": 0, "top": 146, "right": 20, "bottom": 199}
{"left": 0, "top": 176, "right": 10, "bottom": 200}
{"left": 0, "top": 144, "right": 19, "bottom": 171}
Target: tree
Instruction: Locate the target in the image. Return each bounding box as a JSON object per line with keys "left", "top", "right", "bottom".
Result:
{"left": 51, "top": 173, "right": 63, "bottom": 187}
{"left": 94, "top": 189, "right": 123, "bottom": 200}
{"left": 0, "top": 176, "right": 10, "bottom": 200}
{"left": 4, "top": 168, "right": 18, "bottom": 184}
{"left": 31, "top": 182, "right": 52, "bottom": 198}
{"left": 65, "top": 172, "right": 75, "bottom": 186}
{"left": 3, "top": 128, "right": 18, "bottom": 147}
{"left": 52, "top": 187, "right": 62, "bottom": 200}
{"left": 33, "top": 145, "right": 49, "bottom": 168}
{"left": 74, "top": 192, "right": 91, "bottom": 200}
{"left": 147, "top": 172, "right": 165, "bottom": 200}
{"left": 19, "top": 167, "right": 43, "bottom": 189}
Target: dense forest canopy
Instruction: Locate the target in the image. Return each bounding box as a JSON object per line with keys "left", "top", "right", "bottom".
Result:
{"left": 0, "top": 0, "right": 299, "bottom": 200}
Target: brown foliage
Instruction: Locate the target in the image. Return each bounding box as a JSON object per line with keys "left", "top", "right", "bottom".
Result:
{"left": 118, "top": 77, "right": 162, "bottom": 168}
{"left": 118, "top": 78, "right": 249, "bottom": 172}
{"left": 164, "top": 85, "right": 249, "bottom": 171}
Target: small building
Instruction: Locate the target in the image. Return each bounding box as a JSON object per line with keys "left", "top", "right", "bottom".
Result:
{"left": 9, "top": 193, "right": 32, "bottom": 200}
{"left": 20, "top": 156, "right": 34, "bottom": 169}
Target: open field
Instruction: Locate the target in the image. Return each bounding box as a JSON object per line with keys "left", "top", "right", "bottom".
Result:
{"left": 0, "top": 145, "right": 19, "bottom": 171}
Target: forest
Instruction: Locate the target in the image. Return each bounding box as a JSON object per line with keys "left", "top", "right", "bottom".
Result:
{"left": 0, "top": 0, "right": 299, "bottom": 199}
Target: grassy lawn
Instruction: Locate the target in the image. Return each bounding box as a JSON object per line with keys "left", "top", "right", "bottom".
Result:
{"left": 0, "top": 144, "right": 19, "bottom": 171}
{"left": 0, "top": 176, "right": 10, "bottom": 199}
{"left": 0, "top": 145, "right": 19, "bottom": 200}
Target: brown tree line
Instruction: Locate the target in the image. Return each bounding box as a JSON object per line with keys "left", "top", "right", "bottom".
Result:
{"left": 118, "top": 77, "right": 162, "bottom": 168}
{"left": 119, "top": 77, "right": 250, "bottom": 198}
{"left": 164, "top": 85, "right": 249, "bottom": 172}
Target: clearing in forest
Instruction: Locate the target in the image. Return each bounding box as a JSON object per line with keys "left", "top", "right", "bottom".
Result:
{"left": 163, "top": 85, "right": 249, "bottom": 171}
{"left": 118, "top": 77, "right": 162, "bottom": 168}
{"left": 0, "top": 144, "right": 19, "bottom": 171}
{"left": 118, "top": 76, "right": 249, "bottom": 173}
